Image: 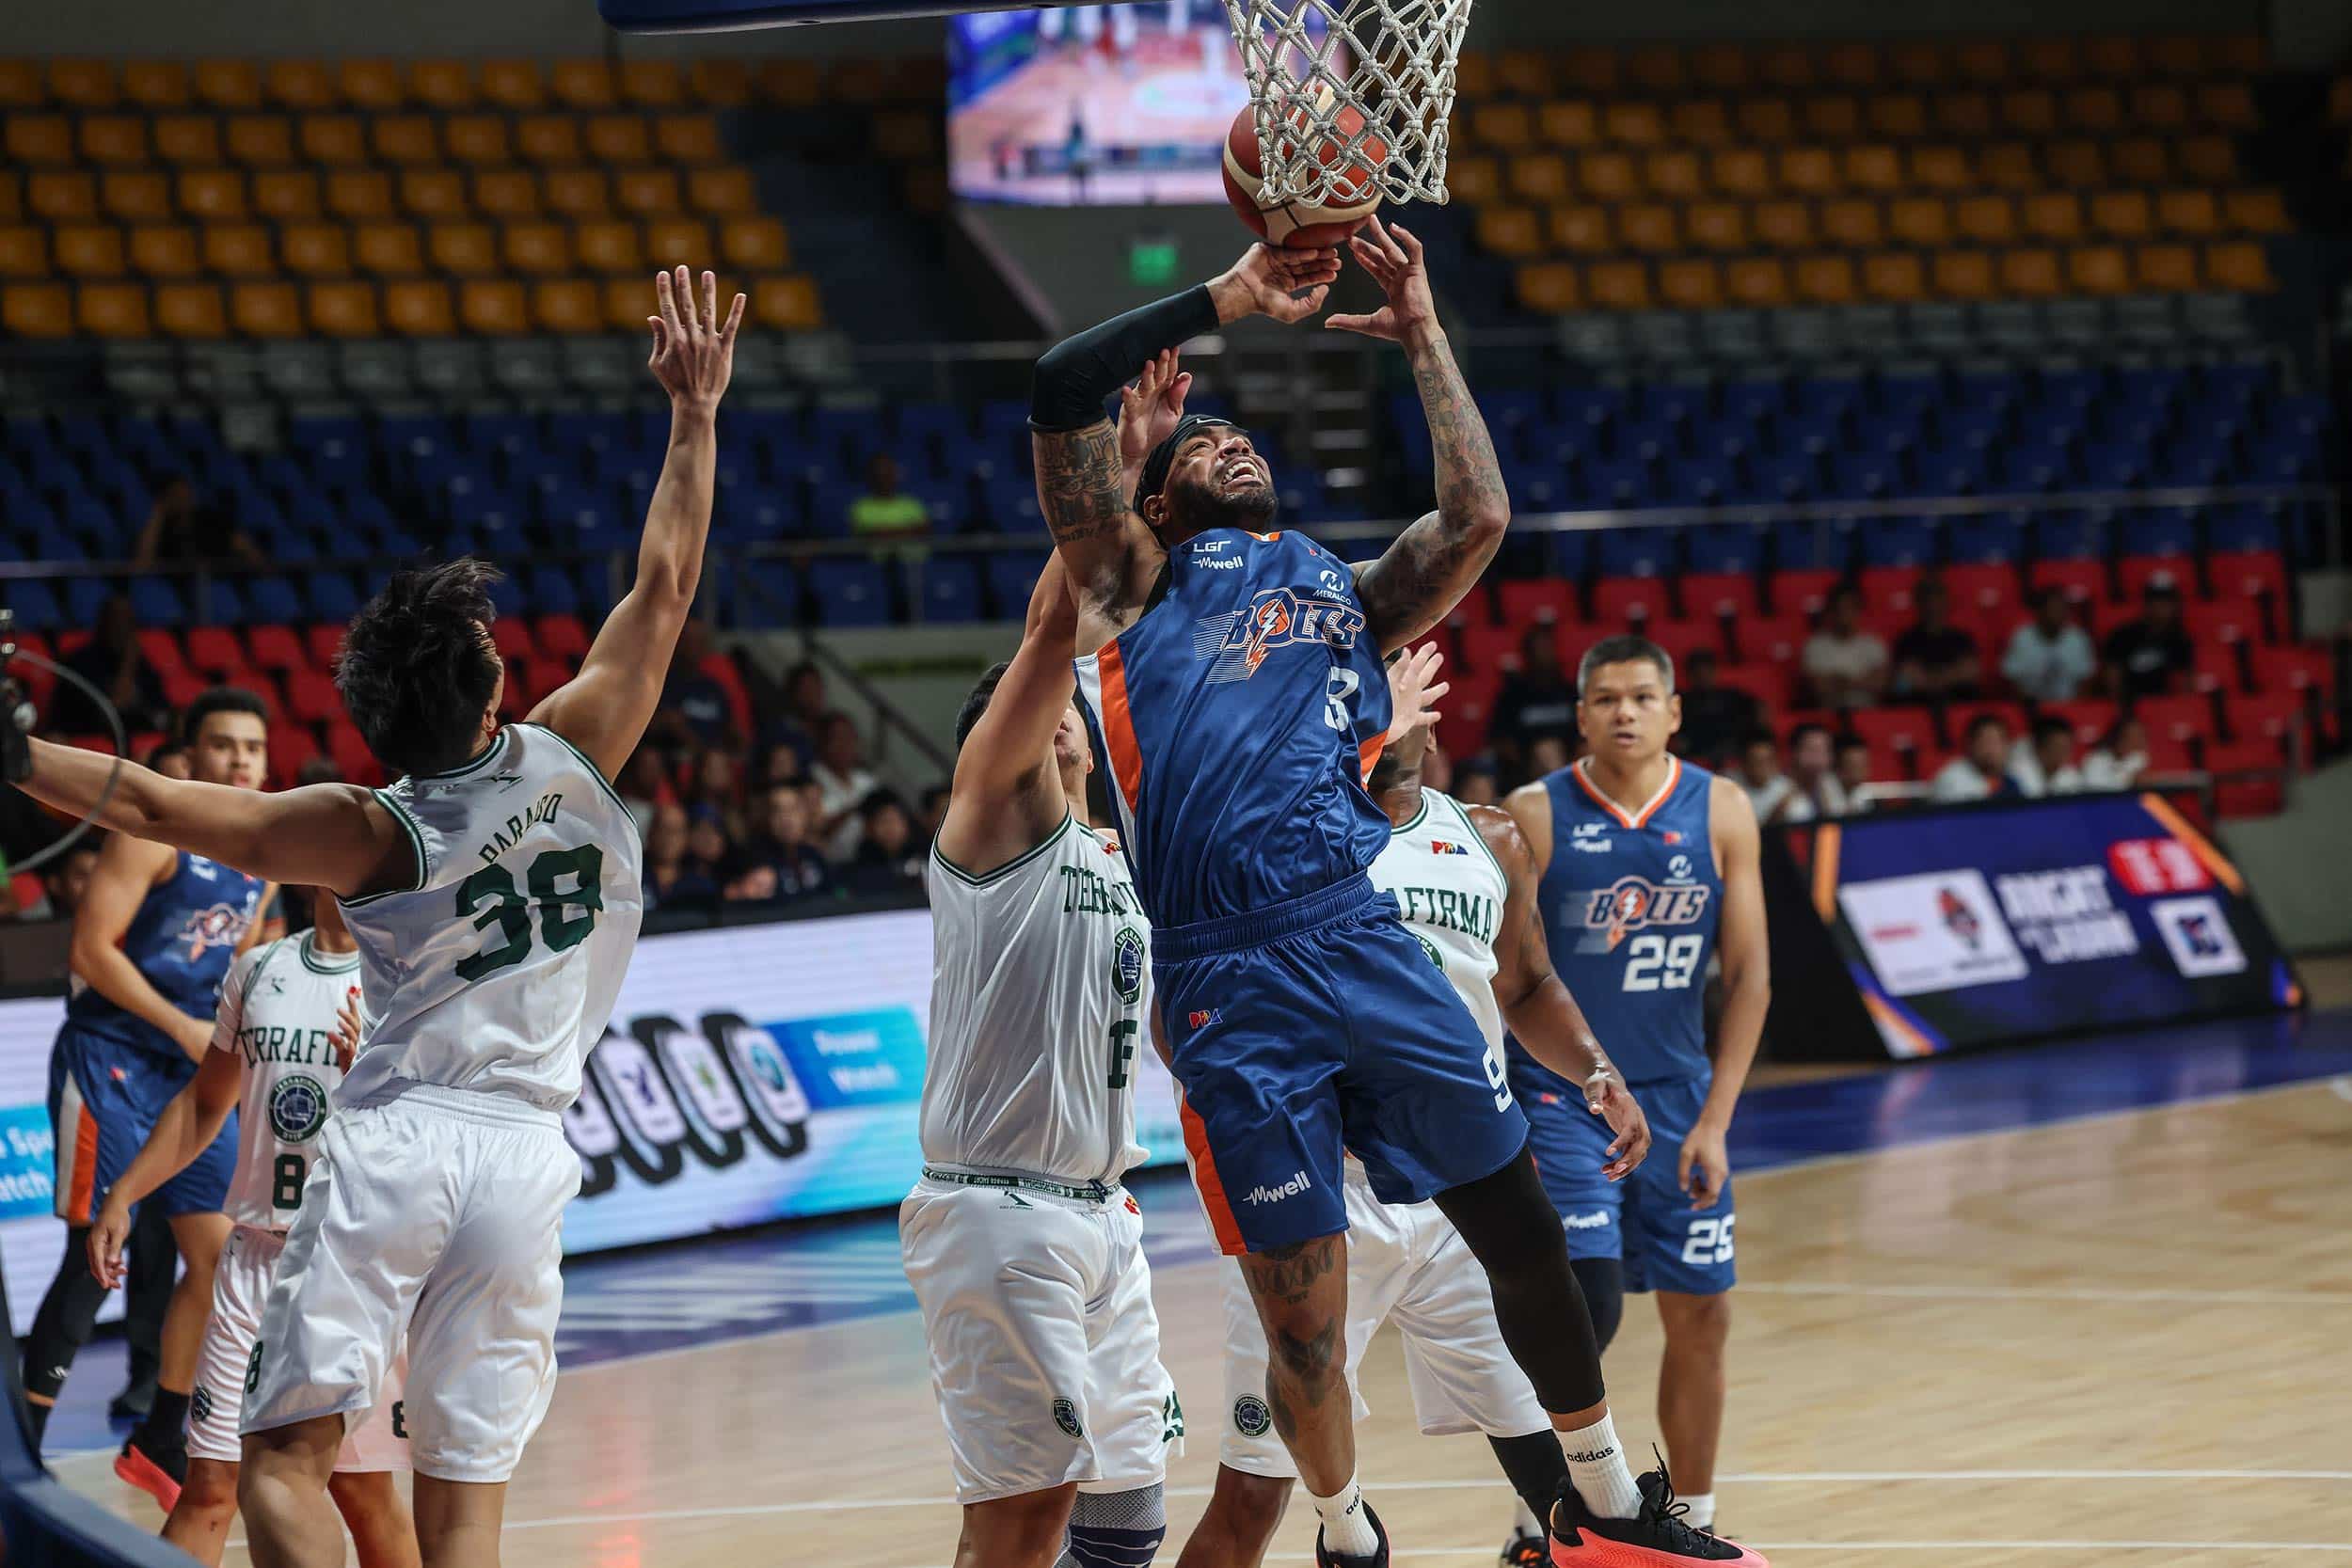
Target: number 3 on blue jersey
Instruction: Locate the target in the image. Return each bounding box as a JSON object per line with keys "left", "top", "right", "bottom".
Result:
{"left": 1324, "top": 668, "right": 1360, "bottom": 731}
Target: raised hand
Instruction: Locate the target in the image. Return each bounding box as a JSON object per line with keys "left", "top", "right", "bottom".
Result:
{"left": 1211, "top": 243, "right": 1343, "bottom": 325}
{"left": 1384, "top": 641, "right": 1450, "bottom": 746}
{"left": 331, "top": 984, "right": 364, "bottom": 1072}
{"left": 1325, "top": 215, "right": 1438, "bottom": 347}
{"left": 646, "top": 265, "right": 747, "bottom": 412}
{"left": 1117, "top": 349, "right": 1193, "bottom": 490}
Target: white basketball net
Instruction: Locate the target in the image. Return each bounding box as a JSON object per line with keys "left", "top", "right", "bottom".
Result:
{"left": 1221, "top": 0, "right": 1471, "bottom": 209}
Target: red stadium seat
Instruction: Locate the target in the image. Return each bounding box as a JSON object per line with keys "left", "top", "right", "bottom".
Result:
{"left": 1460, "top": 621, "right": 1531, "bottom": 678}
{"left": 2188, "top": 639, "right": 2244, "bottom": 695}
{"left": 285, "top": 667, "right": 342, "bottom": 725}
{"left": 2184, "top": 599, "right": 2264, "bottom": 648}
{"left": 135, "top": 627, "right": 189, "bottom": 675}
{"left": 1941, "top": 700, "right": 2030, "bottom": 749}
{"left": 2136, "top": 694, "right": 2216, "bottom": 750}
{"left": 1768, "top": 568, "right": 1840, "bottom": 618}
{"left": 268, "top": 722, "right": 320, "bottom": 783}
{"left": 1941, "top": 562, "right": 2024, "bottom": 624}
{"left": 2205, "top": 549, "right": 2288, "bottom": 606}
{"left": 1434, "top": 671, "right": 1496, "bottom": 759}
{"left": 2229, "top": 691, "right": 2310, "bottom": 761}
{"left": 162, "top": 668, "right": 209, "bottom": 711}
{"left": 327, "top": 724, "right": 383, "bottom": 787}
{"left": 183, "top": 626, "right": 246, "bottom": 677}
{"left": 1850, "top": 706, "right": 1938, "bottom": 777}
{"left": 698, "top": 653, "right": 755, "bottom": 741}
{"left": 1855, "top": 565, "right": 1924, "bottom": 617}
{"left": 1737, "top": 616, "right": 1810, "bottom": 668}
{"left": 2040, "top": 697, "right": 2119, "bottom": 750}
{"left": 1591, "top": 578, "right": 1671, "bottom": 626}
{"left": 306, "top": 624, "right": 345, "bottom": 670}
{"left": 9, "top": 871, "right": 44, "bottom": 915}
{"left": 2250, "top": 644, "right": 2336, "bottom": 705}
{"left": 490, "top": 619, "right": 536, "bottom": 662}
{"left": 1678, "top": 572, "right": 1759, "bottom": 620}
{"left": 1497, "top": 579, "right": 1580, "bottom": 629}
{"left": 2026, "top": 558, "right": 2109, "bottom": 608}
{"left": 534, "top": 614, "right": 591, "bottom": 661}
{"left": 1645, "top": 619, "right": 1723, "bottom": 669}
{"left": 2116, "top": 555, "right": 2198, "bottom": 604}
{"left": 2202, "top": 740, "right": 2284, "bottom": 816}
{"left": 246, "top": 624, "right": 308, "bottom": 673}
{"left": 1712, "top": 664, "right": 1790, "bottom": 715}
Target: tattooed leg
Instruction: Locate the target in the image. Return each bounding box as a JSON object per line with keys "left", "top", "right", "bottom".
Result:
{"left": 1234, "top": 1233, "right": 1354, "bottom": 1496}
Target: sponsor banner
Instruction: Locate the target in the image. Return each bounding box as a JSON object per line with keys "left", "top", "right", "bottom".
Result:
{"left": 1789, "top": 793, "right": 2297, "bottom": 1058}
{"left": 0, "top": 906, "right": 1186, "bottom": 1331}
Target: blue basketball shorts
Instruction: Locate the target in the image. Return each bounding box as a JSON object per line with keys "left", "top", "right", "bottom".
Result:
{"left": 1508, "top": 1060, "right": 1735, "bottom": 1296}
{"left": 49, "top": 1024, "right": 238, "bottom": 1226}
{"left": 1159, "top": 873, "right": 1528, "bottom": 1256}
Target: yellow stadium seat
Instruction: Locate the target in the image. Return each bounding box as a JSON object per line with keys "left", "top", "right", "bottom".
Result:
{"left": 326, "top": 170, "right": 395, "bottom": 221}
{"left": 516, "top": 116, "right": 581, "bottom": 163}
{"left": 263, "top": 61, "right": 335, "bottom": 110}
{"left": 429, "top": 223, "right": 499, "bottom": 276}
{"left": 1776, "top": 148, "right": 1838, "bottom": 197}
{"left": 2017, "top": 37, "right": 2080, "bottom": 82}
{"left": 721, "top": 216, "right": 790, "bottom": 271}
{"left": 1794, "top": 253, "right": 1857, "bottom": 303}
{"left": 1515, "top": 261, "right": 1580, "bottom": 314}
{"left": 752, "top": 274, "right": 821, "bottom": 331}
{"left": 688, "top": 61, "right": 753, "bottom": 108}
{"left": 1802, "top": 97, "right": 1862, "bottom": 140}
{"left": 1559, "top": 49, "right": 1618, "bottom": 96}
{"left": 1931, "top": 250, "right": 1995, "bottom": 299}
{"left": 1887, "top": 197, "right": 1950, "bottom": 246}
{"left": 587, "top": 115, "right": 653, "bottom": 164}
{"left": 2066, "top": 246, "right": 2132, "bottom": 294}
{"left": 0, "top": 173, "right": 17, "bottom": 223}
{"left": 2142, "top": 36, "right": 2206, "bottom": 77}
{"left": 1583, "top": 260, "right": 1650, "bottom": 310}
{"left": 1532, "top": 204, "right": 1602, "bottom": 253}
{"left": 1999, "top": 89, "right": 2058, "bottom": 135}
{"left": 1910, "top": 145, "right": 1972, "bottom": 190}
{"left": 2082, "top": 37, "right": 2141, "bottom": 79}
{"left": 575, "top": 219, "right": 644, "bottom": 272}
{"left": 473, "top": 167, "right": 543, "bottom": 217}
{"left": 397, "top": 169, "right": 468, "bottom": 221}
{"left": 1451, "top": 51, "right": 1493, "bottom": 101}
{"left": 1996, "top": 248, "right": 2061, "bottom": 296}
{"left": 614, "top": 167, "right": 682, "bottom": 215}
{"left": 2044, "top": 140, "right": 2107, "bottom": 186}
{"left": 1473, "top": 206, "right": 1543, "bottom": 259}
{"left": 384, "top": 278, "right": 455, "bottom": 334}
{"left": 501, "top": 223, "right": 572, "bottom": 275}
{"left": 1758, "top": 45, "right": 1814, "bottom": 90}
{"left": 1447, "top": 156, "right": 1502, "bottom": 206}
{"left": 755, "top": 59, "right": 822, "bottom": 107}
{"left": 194, "top": 60, "right": 263, "bottom": 111}
{"left": 78, "top": 116, "right": 149, "bottom": 166}
{"left": 544, "top": 168, "right": 611, "bottom": 217}
{"left": 1756, "top": 198, "right": 1819, "bottom": 248}
{"left": 54, "top": 225, "right": 126, "bottom": 277}
{"left": 620, "top": 60, "right": 686, "bottom": 108}
{"left": 1862, "top": 251, "right": 1927, "bottom": 301}
{"left": 281, "top": 223, "right": 351, "bottom": 277}
{"left": 178, "top": 169, "right": 248, "bottom": 221}
{"left": 77, "top": 281, "right": 151, "bottom": 337}
{"left": 461, "top": 278, "right": 531, "bottom": 333}
{"left": 7, "top": 116, "right": 74, "bottom": 165}
{"left": 1568, "top": 152, "right": 1630, "bottom": 202}
{"left": 551, "top": 60, "right": 618, "bottom": 111}
{"left": 1470, "top": 103, "right": 1532, "bottom": 150}
{"left": 224, "top": 115, "right": 295, "bottom": 165}
{"left": 1644, "top": 150, "right": 1703, "bottom": 200}
{"left": 47, "top": 60, "right": 117, "bottom": 107}
{"left": 1979, "top": 142, "right": 2041, "bottom": 189}
{"left": 1934, "top": 92, "right": 1994, "bottom": 138}
{"left": 480, "top": 61, "right": 546, "bottom": 110}
{"left": 2, "top": 283, "right": 72, "bottom": 338}
{"left": 129, "top": 226, "right": 202, "bottom": 277}
{"left": 152, "top": 116, "right": 222, "bottom": 165}
{"left": 309, "top": 280, "right": 380, "bottom": 335}
{"left": 1691, "top": 45, "right": 1751, "bottom": 92}
{"left": 2204, "top": 240, "right": 2273, "bottom": 291}
{"left": 0, "top": 62, "right": 45, "bottom": 109}
{"left": 1735, "top": 99, "right": 1798, "bottom": 142}
{"left": 1819, "top": 198, "right": 1883, "bottom": 248}
{"left": 230, "top": 281, "right": 304, "bottom": 337}
{"left": 154, "top": 281, "right": 227, "bottom": 336}
{"left": 1824, "top": 41, "right": 1881, "bottom": 88}
{"left": 0, "top": 228, "right": 46, "bottom": 277}
{"left": 1954, "top": 194, "right": 2017, "bottom": 245}
{"left": 2090, "top": 190, "right": 2153, "bottom": 241}
{"left": 372, "top": 116, "right": 439, "bottom": 165}
{"left": 1684, "top": 201, "right": 1748, "bottom": 252}
{"left": 251, "top": 170, "right": 322, "bottom": 221}
{"left": 688, "top": 167, "right": 756, "bottom": 216}
{"left": 1510, "top": 152, "right": 1573, "bottom": 203}
{"left": 443, "top": 115, "right": 511, "bottom": 165}
{"left": 409, "top": 60, "right": 476, "bottom": 110}
{"left": 2022, "top": 191, "right": 2086, "bottom": 242}
{"left": 203, "top": 225, "right": 274, "bottom": 277}
{"left": 2129, "top": 84, "right": 2191, "bottom": 132}
{"left": 1867, "top": 93, "right": 1927, "bottom": 138}
{"left": 2133, "top": 244, "right": 2198, "bottom": 292}
{"left": 2067, "top": 87, "right": 2124, "bottom": 133}
{"left": 1710, "top": 148, "right": 1772, "bottom": 199}
{"left": 2223, "top": 188, "right": 2289, "bottom": 235}
{"left": 531, "top": 277, "right": 604, "bottom": 331}
{"left": 1658, "top": 258, "right": 1722, "bottom": 309}
{"left": 300, "top": 116, "right": 369, "bottom": 166}
{"left": 2178, "top": 135, "right": 2236, "bottom": 183}
{"left": 1496, "top": 50, "right": 1556, "bottom": 97}
{"left": 1628, "top": 46, "right": 1688, "bottom": 94}
{"left": 31, "top": 172, "right": 100, "bottom": 222}
{"left": 100, "top": 172, "right": 172, "bottom": 223}
{"left": 1618, "top": 204, "right": 1680, "bottom": 251}
{"left": 1886, "top": 41, "right": 1947, "bottom": 86}
{"left": 1667, "top": 101, "right": 1731, "bottom": 145}
{"left": 355, "top": 223, "right": 424, "bottom": 275}
{"left": 1602, "top": 103, "right": 1664, "bottom": 147}
{"left": 2216, "top": 36, "right": 2265, "bottom": 73}
{"left": 1843, "top": 145, "right": 1902, "bottom": 193}
{"left": 2113, "top": 139, "right": 2170, "bottom": 183}
{"left": 654, "top": 115, "right": 723, "bottom": 163}
{"left": 600, "top": 276, "right": 653, "bottom": 329}
{"left": 2195, "top": 83, "right": 2257, "bottom": 133}
{"left": 1725, "top": 256, "right": 1790, "bottom": 306}
{"left": 338, "top": 60, "right": 405, "bottom": 110}
{"left": 2155, "top": 189, "right": 2219, "bottom": 237}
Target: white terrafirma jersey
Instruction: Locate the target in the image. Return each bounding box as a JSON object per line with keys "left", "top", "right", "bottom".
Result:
{"left": 922, "top": 816, "right": 1152, "bottom": 1185}
{"left": 211, "top": 931, "right": 362, "bottom": 1231}
{"left": 337, "top": 723, "right": 644, "bottom": 1114}
{"left": 1368, "top": 787, "right": 1506, "bottom": 1057}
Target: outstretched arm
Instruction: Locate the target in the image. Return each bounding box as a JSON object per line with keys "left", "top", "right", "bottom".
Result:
{"left": 531, "top": 267, "right": 744, "bottom": 781}
{"left": 1331, "top": 219, "right": 1510, "bottom": 653}
{"left": 934, "top": 557, "right": 1083, "bottom": 877}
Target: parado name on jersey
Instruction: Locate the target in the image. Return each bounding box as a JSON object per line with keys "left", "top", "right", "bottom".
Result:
{"left": 475, "top": 789, "right": 566, "bottom": 864}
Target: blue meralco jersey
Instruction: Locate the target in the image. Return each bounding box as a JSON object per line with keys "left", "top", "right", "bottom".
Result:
{"left": 1519, "top": 757, "right": 1719, "bottom": 1085}
{"left": 1073, "top": 530, "right": 1392, "bottom": 927}
{"left": 67, "top": 851, "right": 265, "bottom": 1059}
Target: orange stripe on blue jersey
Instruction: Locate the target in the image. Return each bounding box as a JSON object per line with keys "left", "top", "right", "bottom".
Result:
{"left": 1095, "top": 642, "right": 1145, "bottom": 816}
{"left": 1181, "top": 1097, "right": 1248, "bottom": 1256}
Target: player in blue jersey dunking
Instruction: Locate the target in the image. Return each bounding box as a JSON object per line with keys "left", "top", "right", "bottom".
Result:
{"left": 17, "top": 688, "right": 273, "bottom": 1504}
{"left": 1503, "top": 636, "right": 1772, "bottom": 1543}
{"left": 1028, "top": 223, "right": 1761, "bottom": 1568}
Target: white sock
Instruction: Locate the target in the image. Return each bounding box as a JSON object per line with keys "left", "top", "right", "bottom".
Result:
{"left": 1681, "top": 1491, "right": 1716, "bottom": 1531}
{"left": 1512, "top": 1496, "right": 1546, "bottom": 1540}
{"left": 1308, "top": 1474, "right": 1380, "bottom": 1559}
{"left": 1559, "top": 1414, "right": 1645, "bottom": 1521}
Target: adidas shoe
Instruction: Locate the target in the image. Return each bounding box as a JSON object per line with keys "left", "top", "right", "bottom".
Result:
{"left": 1314, "top": 1499, "right": 1390, "bottom": 1568}
{"left": 1501, "top": 1527, "right": 1549, "bottom": 1566}
{"left": 1549, "top": 1465, "right": 1764, "bottom": 1566}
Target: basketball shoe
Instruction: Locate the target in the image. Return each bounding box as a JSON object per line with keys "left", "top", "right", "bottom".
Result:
{"left": 1501, "top": 1527, "right": 1549, "bottom": 1565}
{"left": 1550, "top": 1465, "right": 1765, "bottom": 1566}
{"left": 1314, "top": 1500, "right": 1389, "bottom": 1567}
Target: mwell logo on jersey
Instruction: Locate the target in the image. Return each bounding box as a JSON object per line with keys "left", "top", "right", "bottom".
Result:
{"left": 1194, "top": 587, "right": 1365, "bottom": 684}
{"left": 1838, "top": 869, "right": 2030, "bottom": 997}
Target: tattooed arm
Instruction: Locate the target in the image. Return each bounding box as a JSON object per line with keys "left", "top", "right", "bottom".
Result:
{"left": 1328, "top": 217, "right": 1511, "bottom": 654}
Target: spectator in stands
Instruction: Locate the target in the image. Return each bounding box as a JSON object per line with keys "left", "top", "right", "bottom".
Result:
{"left": 143, "top": 740, "right": 191, "bottom": 781}
{"left": 850, "top": 454, "right": 930, "bottom": 537}
{"left": 1675, "top": 648, "right": 1760, "bottom": 768}
{"left": 1734, "top": 727, "right": 1783, "bottom": 814}
{"left": 644, "top": 803, "right": 722, "bottom": 913}
{"left": 1524, "top": 735, "right": 1571, "bottom": 783}
{"left": 916, "top": 784, "right": 951, "bottom": 853}
{"left": 130, "top": 477, "right": 262, "bottom": 568}
{"left": 49, "top": 596, "right": 167, "bottom": 738}
{"left": 812, "top": 714, "right": 881, "bottom": 859}
{"left": 1755, "top": 722, "right": 1850, "bottom": 824}
{"left": 2010, "top": 717, "right": 2086, "bottom": 797}
{"left": 1453, "top": 762, "right": 1499, "bottom": 808}
{"left": 1803, "top": 585, "right": 1889, "bottom": 710}
{"left": 847, "top": 790, "right": 925, "bottom": 896}
{"left": 2102, "top": 578, "right": 2194, "bottom": 701}
{"left": 294, "top": 755, "right": 342, "bottom": 787}
{"left": 684, "top": 745, "right": 747, "bottom": 842}
{"left": 767, "top": 660, "right": 831, "bottom": 766}
{"left": 2002, "top": 588, "right": 2097, "bottom": 702}
{"left": 1834, "top": 736, "right": 1875, "bottom": 816}
{"left": 12, "top": 841, "right": 100, "bottom": 922}
{"left": 759, "top": 741, "right": 804, "bottom": 793}
{"left": 1490, "top": 626, "right": 1577, "bottom": 767}
{"left": 2082, "top": 716, "right": 2152, "bottom": 790}
{"left": 619, "top": 749, "right": 675, "bottom": 839}
{"left": 651, "top": 618, "right": 739, "bottom": 752}
{"left": 1891, "top": 579, "right": 1982, "bottom": 702}
{"left": 725, "top": 782, "right": 831, "bottom": 905}
{"left": 1931, "top": 714, "right": 2024, "bottom": 803}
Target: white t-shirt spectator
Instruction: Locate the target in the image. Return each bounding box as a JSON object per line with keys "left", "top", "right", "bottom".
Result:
{"left": 813, "top": 761, "right": 879, "bottom": 860}
{"left": 1931, "top": 756, "right": 2017, "bottom": 803}
{"left": 1802, "top": 630, "right": 1888, "bottom": 707}
{"left": 1755, "top": 774, "right": 1851, "bottom": 823}
{"left": 2009, "top": 755, "right": 2088, "bottom": 797}
{"left": 2001, "top": 622, "right": 2097, "bottom": 702}
{"left": 2080, "top": 747, "right": 2148, "bottom": 790}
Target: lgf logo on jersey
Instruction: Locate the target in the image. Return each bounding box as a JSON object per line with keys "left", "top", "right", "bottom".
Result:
{"left": 1583, "top": 877, "right": 1711, "bottom": 949}
{"left": 1195, "top": 588, "right": 1364, "bottom": 685}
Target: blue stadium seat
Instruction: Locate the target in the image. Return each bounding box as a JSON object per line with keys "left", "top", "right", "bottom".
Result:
{"left": 1753, "top": 453, "right": 1820, "bottom": 502}
{"left": 246, "top": 576, "right": 305, "bottom": 624}
{"left": 63, "top": 578, "right": 110, "bottom": 627}
{"left": 1859, "top": 520, "right": 1937, "bottom": 568}
{"left": 523, "top": 565, "right": 580, "bottom": 619}
{"left": 5, "top": 579, "right": 63, "bottom": 631}
{"left": 1542, "top": 531, "right": 1591, "bottom": 579}
{"left": 129, "top": 576, "right": 185, "bottom": 626}
{"left": 194, "top": 579, "right": 246, "bottom": 626}
{"left": 1596, "top": 529, "right": 1676, "bottom": 578}
{"left": 2120, "top": 509, "right": 2197, "bottom": 558}
{"left": 1685, "top": 525, "right": 1765, "bottom": 575}
{"left": 736, "top": 560, "right": 799, "bottom": 626}
{"left": 1772, "top": 519, "right": 1851, "bottom": 570}
{"left": 2206, "top": 505, "right": 2283, "bottom": 554}
{"left": 1947, "top": 515, "right": 2028, "bottom": 564}
{"left": 303, "top": 571, "right": 361, "bottom": 624}
{"left": 808, "top": 558, "right": 892, "bottom": 627}
{"left": 2030, "top": 512, "right": 2108, "bottom": 561}
{"left": 914, "top": 555, "right": 985, "bottom": 623}
{"left": 984, "top": 550, "right": 1050, "bottom": 619}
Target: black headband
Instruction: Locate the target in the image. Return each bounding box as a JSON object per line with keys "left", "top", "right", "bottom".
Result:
{"left": 1135, "top": 416, "right": 1240, "bottom": 516}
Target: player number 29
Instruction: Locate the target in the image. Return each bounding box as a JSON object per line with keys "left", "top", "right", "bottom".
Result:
{"left": 1622, "top": 934, "right": 1702, "bottom": 992}
{"left": 453, "top": 846, "right": 606, "bottom": 983}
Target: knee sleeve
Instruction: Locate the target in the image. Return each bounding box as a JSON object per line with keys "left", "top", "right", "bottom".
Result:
{"left": 1571, "top": 1257, "right": 1626, "bottom": 1354}
{"left": 1059, "top": 1482, "right": 1168, "bottom": 1568}
{"left": 1433, "top": 1148, "right": 1607, "bottom": 1417}
{"left": 22, "top": 1227, "right": 109, "bottom": 1401}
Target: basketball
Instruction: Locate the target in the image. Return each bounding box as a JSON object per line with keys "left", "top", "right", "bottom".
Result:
{"left": 1221, "top": 97, "right": 1386, "bottom": 249}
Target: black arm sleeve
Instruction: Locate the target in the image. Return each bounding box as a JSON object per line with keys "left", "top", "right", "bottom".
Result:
{"left": 1028, "top": 284, "right": 1221, "bottom": 433}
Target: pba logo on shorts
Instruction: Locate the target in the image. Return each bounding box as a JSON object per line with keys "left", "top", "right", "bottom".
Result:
{"left": 1196, "top": 588, "right": 1365, "bottom": 684}
{"left": 1111, "top": 927, "right": 1147, "bottom": 1005}
{"left": 1052, "top": 1398, "right": 1084, "bottom": 1438}
{"left": 1232, "top": 1395, "right": 1272, "bottom": 1437}
{"left": 1583, "top": 877, "right": 1711, "bottom": 949}
{"left": 268, "top": 1075, "right": 330, "bottom": 1143}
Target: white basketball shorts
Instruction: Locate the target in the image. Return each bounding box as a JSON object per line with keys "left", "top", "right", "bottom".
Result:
{"left": 191, "top": 1224, "right": 408, "bottom": 1470}
{"left": 900, "top": 1173, "right": 1182, "bottom": 1505}
{"left": 1216, "top": 1164, "right": 1549, "bottom": 1477}
{"left": 242, "top": 1083, "right": 580, "bottom": 1483}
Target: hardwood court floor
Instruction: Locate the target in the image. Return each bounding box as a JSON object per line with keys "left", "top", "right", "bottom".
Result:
{"left": 57, "top": 1071, "right": 2352, "bottom": 1565}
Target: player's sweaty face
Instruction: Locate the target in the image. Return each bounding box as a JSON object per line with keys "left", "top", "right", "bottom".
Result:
{"left": 1162, "top": 430, "right": 1276, "bottom": 540}
{"left": 191, "top": 713, "right": 269, "bottom": 790}
{"left": 1577, "top": 662, "right": 1678, "bottom": 761}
